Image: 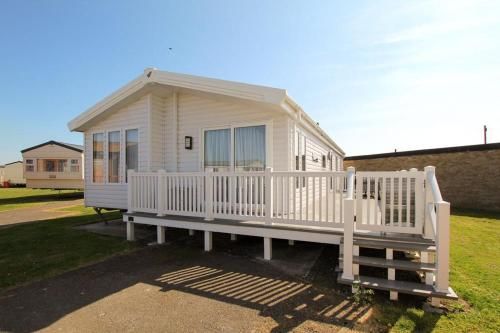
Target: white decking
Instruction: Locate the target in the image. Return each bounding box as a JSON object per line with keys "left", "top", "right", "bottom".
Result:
{"left": 124, "top": 166, "right": 454, "bottom": 304}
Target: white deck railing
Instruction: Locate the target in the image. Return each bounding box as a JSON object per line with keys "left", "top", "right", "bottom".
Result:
{"left": 355, "top": 169, "right": 425, "bottom": 234}
{"left": 424, "top": 166, "right": 450, "bottom": 293}
{"left": 127, "top": 167, "right": 446, "bottom": 237}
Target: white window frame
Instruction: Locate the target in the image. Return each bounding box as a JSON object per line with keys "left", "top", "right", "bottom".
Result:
{"left": 199, "top": 120, "right": 273, "bottom": 171}
{"left": 90, "top": 127, "right": 138, "bottom": 185}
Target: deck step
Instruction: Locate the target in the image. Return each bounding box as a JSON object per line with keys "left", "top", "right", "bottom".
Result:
{"left": 353, "top": 239, "right": 436, "bottom": 252}
{"left": 354, "top": 256, "right": 435, "bottom": 272}
{"left": 337, "top": 274, "right": 457, "bottom": 299}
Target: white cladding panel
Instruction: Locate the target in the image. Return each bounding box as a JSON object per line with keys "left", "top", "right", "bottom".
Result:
{"left": 82, "top": 91, "right": 339, "bottom": 209}
{"left": 83, "top": 95, "right": 149, "bottom": 209}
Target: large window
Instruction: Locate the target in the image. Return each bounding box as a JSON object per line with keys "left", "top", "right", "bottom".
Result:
{"left": 35, "top": 159, "right": 68, "bottom": 172}
{"left": 126, "top": 129, "right": 139, "bottom": 179}
{"left": 234, "top": 125, "right": 266, "bottom": 171}
{"left": 92, "top": 129, "right": 139, "bottom": 183}
{"left": 93, "top": 133, "right": 104, "bottom": 183}
{"left": 108, "top": 131, "right": 120, "bottom": 183}
{"left": 204, "top": 128, "right": 231, "bottom": 170}
{"left": 204, "top": 125, "right": 266, "bottom": 171}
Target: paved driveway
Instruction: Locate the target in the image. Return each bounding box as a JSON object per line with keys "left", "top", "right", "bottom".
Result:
{"left": 0, "top": 243, "right": 371, "bottom": 333}
{"left": 0, "top": 199, "right": 84, "bottom": 227}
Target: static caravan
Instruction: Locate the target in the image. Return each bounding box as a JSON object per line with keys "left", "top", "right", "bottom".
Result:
{"left": 67, "top": 68, "right": 456, "bottom": 304}
{"left": 21, "top": 141, "right": 84, "bottom": 189}
{"left": 0, "top": 161, "right": 25, "bottom": 186}
{"left": 68, "top": 68, "right": 344, "bottom": 210}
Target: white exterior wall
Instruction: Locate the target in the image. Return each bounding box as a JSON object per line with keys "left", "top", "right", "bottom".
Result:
{"left": 292, "top": 124, "right": 343, "bottom": 172}
{"left": 82, "top": 90, "right": 341, "bottom": 209}
{"left": 164, "top": 92, "right": 289, "bottom": 172}
{"left": 2, "top": 162, "right": 25, "bottom": 185}
{"left": 83, "top": 95, "right": 149, "bottom": 208}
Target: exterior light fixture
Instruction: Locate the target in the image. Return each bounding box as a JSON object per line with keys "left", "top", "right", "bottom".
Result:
{"left": 185, "top": 136, "right": 193, "bottom": 150}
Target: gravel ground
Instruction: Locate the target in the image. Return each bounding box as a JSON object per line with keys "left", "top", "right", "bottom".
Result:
{"left": 0, "top": 237, "right": 372, "bottom": 333}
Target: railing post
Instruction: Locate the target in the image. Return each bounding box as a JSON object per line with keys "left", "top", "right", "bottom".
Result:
{"left": 435, "top": 201, "right": 450, "bottom": 293}
{"left": 265, "top": 167, "right": 273, "bottom": 225}
{"left": 157, "top": 169, "right": 166, "bottom": 217}
{"left": 205, "top": 168, "right": 214, "bottom": 221}
{"left": 424, "top": 166, "right": 435, "bottom": 239}
{"left": 342, "top": 198, "right": 355, "bottom": 281}
{"left": 127, "top": 169, "right": 135, "bottom": 213}
{"left": 346, "top": 166, "right": 355, "bottom": 199}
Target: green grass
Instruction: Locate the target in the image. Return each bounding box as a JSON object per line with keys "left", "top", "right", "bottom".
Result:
{"left": 0, "top": 188, "right": 83, "bottom": 211}
{"left": 0, "top": 206, "right": 137, "bottom": 290}
{"left": 371, "top": 210, "right": 500, "bottom": 332}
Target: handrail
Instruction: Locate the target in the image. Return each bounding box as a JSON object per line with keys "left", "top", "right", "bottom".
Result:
{"left": 427, "top": 173, "right": 443, "bottom": 203}
{"left": 346, "top": 166, "right": 355, "bottom": 200}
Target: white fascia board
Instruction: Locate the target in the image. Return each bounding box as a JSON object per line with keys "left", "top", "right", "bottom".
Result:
{"left": 284, "top": 95, "right": 345, "bottom": 156}
{"left": 68, "top": 69, "right": 288, "bottom": 132}
{"left": 68, "top": 72, "right": 149, "bottom": 132}
{"left": 151, "top": 70, "right": 286, "bottom": 105}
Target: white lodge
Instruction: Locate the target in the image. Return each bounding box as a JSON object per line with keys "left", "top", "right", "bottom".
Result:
{"left": 68, "top": 68, "right": 456, "bottom": 305}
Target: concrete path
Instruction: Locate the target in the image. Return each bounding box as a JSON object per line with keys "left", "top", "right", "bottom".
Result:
{"left": 0, "top": 245, "right": 371, "bottom": 333}
{"left": 0, "top": 199, "right": 84, "bottom": 227}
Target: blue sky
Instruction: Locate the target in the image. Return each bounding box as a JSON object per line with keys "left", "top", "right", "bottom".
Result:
{"left": 1, "top": 0, "right": 499, "bottom": 164}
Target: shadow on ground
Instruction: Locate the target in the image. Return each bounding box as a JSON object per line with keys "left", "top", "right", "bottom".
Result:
{"left": 0, "top": 226, "right": 438, "bottom": 332}
{"left": 0, "top": 191, "right": 83, "bottom": 206}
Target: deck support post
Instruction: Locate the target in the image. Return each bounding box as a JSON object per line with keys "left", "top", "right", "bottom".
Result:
{"left": 189, "top": 229, "right": 195, "bottom": 236}
{"left": 387, "top": 248, "right": 398, "bottom": 301}
{"left": 352, "top": 245, "right": 359, "bottom": 276}
{"left": 265, "top": 167, "right": 273, "bottom": 225}
{"left": 126, "top": 222, "right": 135, "bottom": 241}
{"left": 264, "top": 237, "right": 272, "bottom": 260}
{"left": 127, "top": 169, "right": 135, "bottom": 213}
{"left": 288, "top": 240, "right": 294, "bottom": 246}
{"left": 421, "top": 251, "right": 434, "bottom": 285}
{"left": 157, "top": 170, "right": 166, "bottom": 217}
{"left": 157, "top": 225, "right": 165, "bottom": 244}
{"left": 435, "top": 201, "right": 450, "bottom": 293}
{"left": 342, "top": 198, "right": 355, "bottom": 281}
{"left": 205, "top": 168, "right": 214, "bottom": 221}
{"left": 204, "top": 231, "right": 213, "bottom": 252}
{"left": 230, "top": 234, "right": 237, "bottom": 241}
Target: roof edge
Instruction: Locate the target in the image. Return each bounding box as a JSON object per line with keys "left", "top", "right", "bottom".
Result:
{"left": 345, "top": 142, "right": 500, "bottom": 161}
{"left": 21, "top": 141, "right": 84, "bottom": 154}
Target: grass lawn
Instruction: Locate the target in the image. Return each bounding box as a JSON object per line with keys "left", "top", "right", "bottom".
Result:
{"left": 0, "top": 206, "right": 137, "bottom": 290}
{"left": 368, "top": 210, "right": 500, "bottom": 332}
{"left": 0, "top": 188, "right": 83, "bottom": 212}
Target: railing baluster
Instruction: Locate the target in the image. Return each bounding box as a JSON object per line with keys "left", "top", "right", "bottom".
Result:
{"left": 406, "top": 175, "right": 411, "bottom": 225}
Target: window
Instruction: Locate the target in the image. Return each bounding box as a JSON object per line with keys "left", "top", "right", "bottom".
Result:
{"left": 93, "top": 133, "right": 104, "bottom": 183}
{"left": 235, "top": 125, "right": 266, "bottom": 171}
{"left": 70, "top": 159, "right": 79, "bottom": 172}
{"left": 108, "top": 131, "right": 120, "bottom": 183}
{"left": 295, "top": 132, "right": 306, "bottom": 188}
{"left": 203, "top": 125, "right": 267, "bottom": 171}
{"left": 25, "top": 159, "right": 34, "bottom": 172}
{"left": 204, "top": 128, "right": 231, "bottom": 170}
{"left": 126, "top": 129, "right": 139, "bottom": 180}
{"left": 322, "top": 155, "right": 327, "bottom": 168}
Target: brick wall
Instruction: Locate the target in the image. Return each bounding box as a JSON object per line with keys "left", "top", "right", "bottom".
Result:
{"left": 344, "top": 148, "right": 500, "bottom": 212}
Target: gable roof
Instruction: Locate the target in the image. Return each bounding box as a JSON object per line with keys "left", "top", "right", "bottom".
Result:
{"left": 68, "top": 68, "right": 344, "bottom": 155}
{"left": 3, "top": 161, "right": 23, "bottom": 166}
{"left": 21, "top": 141, "right": 83, "bottom": 154}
